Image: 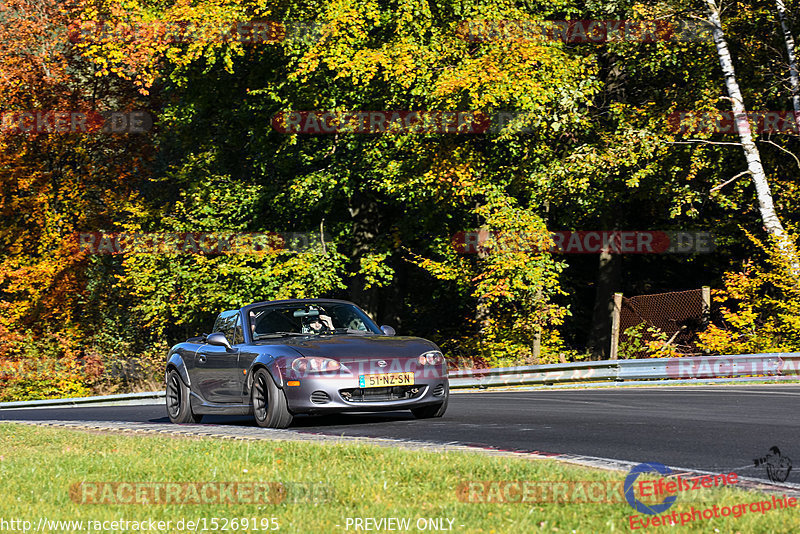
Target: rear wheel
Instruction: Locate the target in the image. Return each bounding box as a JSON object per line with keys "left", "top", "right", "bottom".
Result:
{"left": 166, "top": 369, "right": 202, "bottom": 424}
{"left": 411, "top": 393, "right": 448, "bottom": 419}
{"left": 252, "top": 368, "right": 293, "bottom": 429}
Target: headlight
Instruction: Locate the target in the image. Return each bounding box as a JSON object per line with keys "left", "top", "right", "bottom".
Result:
{"left": 418, "top": 350, "right": 444, "bottom": 366}
{"left": 291, "top": 357, "right": 342, "bottom": 373}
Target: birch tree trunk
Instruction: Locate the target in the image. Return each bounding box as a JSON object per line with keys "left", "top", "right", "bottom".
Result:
{"left": 776, "top": 0, "right": 800, "bottom": 131}
{"left": 706, "top": 0, "right": 797, "bottom": 270}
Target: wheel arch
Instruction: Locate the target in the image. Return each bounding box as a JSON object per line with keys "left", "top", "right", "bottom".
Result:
{"left": 166, "top": 351, "right": 191, "bottom": 388}
{"left": 247, "top": 361, "right": 284, "bottom": 393}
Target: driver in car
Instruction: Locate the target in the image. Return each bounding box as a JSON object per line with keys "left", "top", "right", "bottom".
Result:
{"left": 301, "top": 309, "right": 334, "bottom": 333}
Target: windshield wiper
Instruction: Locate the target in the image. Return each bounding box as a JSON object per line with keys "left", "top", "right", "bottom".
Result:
{"left": 254, "top": 332, "right": 308, "bottom": 339}
{"left": 327, "top": 328, "right": 368, "bottom": 335}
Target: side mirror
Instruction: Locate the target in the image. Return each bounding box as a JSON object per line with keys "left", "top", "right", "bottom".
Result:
{"left": 380, "top": 325, "right": 396, "bottom": 336}
{"left": 206, "top": 332, "right": 233, "bottom": 350}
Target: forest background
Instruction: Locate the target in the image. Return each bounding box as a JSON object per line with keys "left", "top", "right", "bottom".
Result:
{"left": 2, "top": 0, "right": 800, "bottom": 400}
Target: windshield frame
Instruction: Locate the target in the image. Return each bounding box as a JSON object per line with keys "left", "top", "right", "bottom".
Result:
{"left": 247, "top": 301, "right": 383, "bottom": 339}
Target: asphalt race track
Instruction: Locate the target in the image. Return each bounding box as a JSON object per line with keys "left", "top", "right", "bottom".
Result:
{"left": 2, "top": 385, "right": 798, "bottom": 485}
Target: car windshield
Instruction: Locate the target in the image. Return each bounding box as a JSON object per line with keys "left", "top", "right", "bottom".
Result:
{"left": 249, "top": 302, "right": 382, "bottom": 338}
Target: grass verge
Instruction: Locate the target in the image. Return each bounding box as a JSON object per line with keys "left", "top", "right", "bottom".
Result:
{"left": 0, "top": 423, "right": 796, "bottom": 533}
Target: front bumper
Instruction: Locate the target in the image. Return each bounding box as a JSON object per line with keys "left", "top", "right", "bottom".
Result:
{"left": 283, "top": 372, "right": 449, "bottom": 414}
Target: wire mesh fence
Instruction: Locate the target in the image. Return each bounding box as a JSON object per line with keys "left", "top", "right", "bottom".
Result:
{"left": 617, "top": 288, "right": 709, "bottom": 358}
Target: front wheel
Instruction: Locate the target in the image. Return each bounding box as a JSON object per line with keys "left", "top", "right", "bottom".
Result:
{"left": 411, "top": 394, "right": 448, "bottom": 419}
{"left": 252, "top": 368, "right": 293, "bottom": 429}
{"left": 166, "top": 369, "right": 202, "bottom": 424}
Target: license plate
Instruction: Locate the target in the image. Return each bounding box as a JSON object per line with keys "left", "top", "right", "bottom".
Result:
{"left": 359, "top": 372, "right": 414, "bottom": 388}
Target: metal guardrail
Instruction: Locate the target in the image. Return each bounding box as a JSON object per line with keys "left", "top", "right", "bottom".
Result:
{"left": 1, "top": 354, "right": 798, "bottom": 408}
{"left": 449, "top": 353, "right": 800, "bottom": 389}
{"left": 0, "top": 391, "right": 165, "bottom": 409}
{"left": 448, "top": 360, "right": 619, "bottom": 388}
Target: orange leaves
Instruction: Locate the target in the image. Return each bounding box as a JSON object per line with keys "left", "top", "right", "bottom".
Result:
{"left": 0, "top": 0, "right": 72, "bottom": 100}
{"left": 421, "top": 148, "right": 482, "bottom": 202}
{"left": 0, "top": 2, "right": 154, "bottom": 372}
{"left": 66, "top": 0, "right": 278, "bottom": 92}
{"left": 433, "top": 32, "right": 596, "bottom": 111}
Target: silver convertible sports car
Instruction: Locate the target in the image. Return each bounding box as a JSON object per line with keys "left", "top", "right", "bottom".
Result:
{"left": 165, "top": 299, "right": 449, "bottom": 428}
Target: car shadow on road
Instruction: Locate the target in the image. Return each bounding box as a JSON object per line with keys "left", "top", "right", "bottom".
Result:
{"left": 149, "top": 411, "right": 415, "bottom": 428}
{"left": 289, "top": 411, "right": 414, "bottom": 428}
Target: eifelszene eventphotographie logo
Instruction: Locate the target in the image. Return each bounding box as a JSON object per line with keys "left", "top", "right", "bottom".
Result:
{"left": 624, "top": 462, "right": 678, "bottom": 515}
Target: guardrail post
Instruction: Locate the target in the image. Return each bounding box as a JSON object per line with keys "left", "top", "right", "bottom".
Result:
{"left": 609, "top": 292, "right": 623, "bottom": 360}
{"left": 701, "top": 286, "right": 711, "bottom": 327}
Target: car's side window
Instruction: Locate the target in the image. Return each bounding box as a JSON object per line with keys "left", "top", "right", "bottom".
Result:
{"left": 213, "top": 310, "right": 238, "bottom": 345}
{"left": 233, "top": 315, "right": 244, "bottom": 345}
{"left": 212, "top": 315, "right": 224, "bottom": 334}
{"left": 348, "top": 317, "right": 367, "bottom": 331}
{"left": 333, "top": 306, "right": 367, "bottom": 331}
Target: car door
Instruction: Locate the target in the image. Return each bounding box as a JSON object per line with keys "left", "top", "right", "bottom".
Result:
{"left": 194, "top": 310, "right": 241, "bottom": 404}
{"left": 233, "top": 314, "right": 259, "bottom": 400}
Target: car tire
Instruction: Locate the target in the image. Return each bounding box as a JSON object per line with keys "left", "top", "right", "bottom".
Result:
{"left": 252, "top": 368, "right": 293, "bottom": 429}
{"left": 166, "top": 369, "right": 202, "bottom": 424}
{"left": 411, "top": 393, "right": 448, "bottom": 419}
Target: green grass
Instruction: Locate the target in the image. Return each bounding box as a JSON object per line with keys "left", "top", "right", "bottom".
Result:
{"left": 0, "top": 423, "right": 797, "bottom": 533}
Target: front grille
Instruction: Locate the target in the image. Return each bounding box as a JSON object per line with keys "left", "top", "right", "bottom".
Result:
{"left": 340, "top": 385, "right": 425, "bottom": 402}
{"left": 310, "top": 391, "right": 331, "bottom": 404}
{"left": 433, "top": 384, "right": 445, "bottom": 396}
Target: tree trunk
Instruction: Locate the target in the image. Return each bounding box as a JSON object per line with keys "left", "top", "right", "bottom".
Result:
{"left": 587, "top": 249, "right": 621, "bottom": 359}
{"left": 776, "top": 0, "right": 800, "bottom": 131}
{"left": 706, "top": 1, "right": 798, "bottom": 270}
{"left": 347, "top": 193, "right": 381, "bottom": 319}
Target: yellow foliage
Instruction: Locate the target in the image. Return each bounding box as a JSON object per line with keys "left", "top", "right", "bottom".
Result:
{"left": 697, "top": 233, "right": 800, "bottom": 354}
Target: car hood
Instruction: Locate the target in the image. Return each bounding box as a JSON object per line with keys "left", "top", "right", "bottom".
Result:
{"left": 264, "top": 335, "right": 438, "bottom": 362}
